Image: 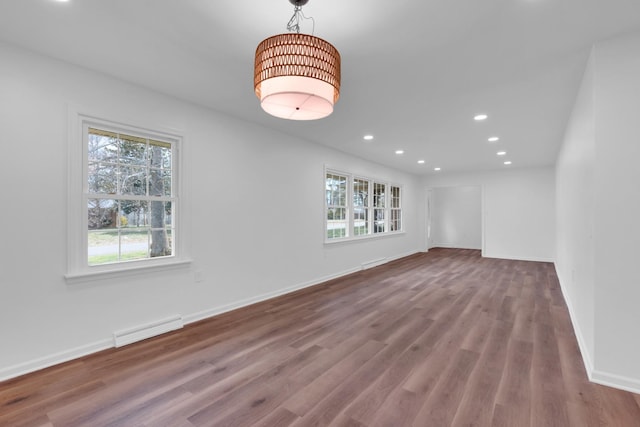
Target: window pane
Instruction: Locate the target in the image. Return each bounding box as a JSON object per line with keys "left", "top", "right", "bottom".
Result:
{"left": 149, "top": 143, "right": 171, "bottom": 169}
{"left": 391, "top": 186, "right": 401, "bottom": 208}
{"left": 353, "top": 179, "right": 369, "bottom": 207}
{"left": 374, "top": 208, "right": 385, "bottom": 233}
{"left": 120, "top": 228, "right": 149, "bottom": 261}
{"left": 390, "top": 209, "right": 402, "bottom": 231}
{"left": 163, "top": 201, "right": 174, "bottom": 227}
{"left": 120, "top": 200, "right": 149, "bottom": 227}
{"left": 327, "top": 207, "right": 346, "bottom": 221}
{"left": 327, "top": 206, "right": 347, "bottom": 239}
{"left": 149, "top": 201, "right": 173, "bottom": 257}
{"left": 327, "top": 222, "right": 347, "bottom": 239}
{"left": 326, "top": 173, "right": 347, "bottom": 207}
{"left": 150, "top": 227, "right": 171, "bottom": 257}
{"left": 148, "top": 168, "right": 171, "bottom": 197}
{"left": 88, "top": 162, "right": 117, "bottom": 194}
{"left": 119, "top": 165, "right": 147, "bottom": 196}
{"left": 88, "top": 132, "right": 118, "bottom": 162}
{"left": 88, "top": 229, "right": 120, "bottom": 265}
{"left": 119, "top": 137, "right": 147, "bottom": 166}
{"left": 88, "top": 199, "right": 117, "bottom": 230}
{"left": 165, "top": 228, "right": 174, "bottom": 253}
{"left": 354, "top": 207, "right": 369, "bottom": 236}
{"left": 374, "top": 183, "right": 386, "bottom": 208}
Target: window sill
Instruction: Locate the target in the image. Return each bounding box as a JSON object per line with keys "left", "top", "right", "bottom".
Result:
{"left": 324, "top": 230, "right": 406, "bottom": 245}
{"left": 65, "top": 257, "right": 192, "bottom": 285}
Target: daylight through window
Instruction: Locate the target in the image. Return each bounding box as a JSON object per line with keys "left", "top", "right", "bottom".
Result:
{"left": 87, "top": 127, "right": 176, "bottom": 265}
{"left": 325, "top": 169, "right": 403, "bottom": 241}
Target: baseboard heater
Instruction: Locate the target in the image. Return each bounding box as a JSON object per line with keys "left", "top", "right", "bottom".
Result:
{"left": 113, "top": 315, "right": 184, "bottom": 348}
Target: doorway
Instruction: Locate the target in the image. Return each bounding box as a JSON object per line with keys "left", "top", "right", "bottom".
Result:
{"left": 426, "top": 186, "right": 482, "bottom": 250}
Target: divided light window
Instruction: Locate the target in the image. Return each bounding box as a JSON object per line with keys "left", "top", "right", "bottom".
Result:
{"left": 325, "top": 169, "right": 403, "bottom": 241}
{"left": 353, "top": 178, "right": 369, "bottom": 236}
{"left": 373, "top": 182, "right": 386, "bottom": 233}
{"left": 86, "top": 127, "right": 176, "bottom": 266}
{"left": 390, "top": 185, "right": 402, "bottom": 231}
{"left": 326, "top": 172, "right": 348, "bottom": 239}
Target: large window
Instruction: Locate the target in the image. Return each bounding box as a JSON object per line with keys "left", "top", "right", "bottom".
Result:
{"left": 66, "top": 112, "right": 186, "bottom": 281}
{"left": 326, "top": 172, "right": 348, "bottom": 239}
{"left": 390, "top": 185, "right": 402, "bottom": 231}
{"left": 353, "top": 178, "right": 370, "bottom": 236}
{"left": 373, "top": 182, "right": 386, "bottom": 234}
{"left": 87, "top": 127, "right": 175, "bottom": 265}
{"left": 325, "top": 169, "right": 403, "bottom": 241}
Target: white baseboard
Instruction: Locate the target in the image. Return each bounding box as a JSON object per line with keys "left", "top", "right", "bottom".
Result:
{"left": 483, "top": 253, "right": 555, "bottom": 263}
{"left": 554, "top": 264, "right": 595, "bottom": 376}
{"left": 361, "top": 258, "right": 387, "bottom": 270}
{"left": 590, "top": 370, "right": 640, "bottom": 395}
{"left": 183, "top": 266, "right": 362, "bottom": 325}
{"left": 554, "top": 263, "right": 640, "bottom": 395}
{"left": 386, "top": 251, "right": 419, "bottom": 262}
{"left": 0, "top": 250, "right": 421, "bottom": 382}
{"left": 0, "top": 339, "right": 112, "bottom": 383}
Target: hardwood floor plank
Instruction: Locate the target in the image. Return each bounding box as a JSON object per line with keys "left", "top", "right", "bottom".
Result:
{"left": 450, "top": 320, "right": 512, "bottom": 427}
{"left": 369, "top": 389, "right": 422, "bottom": 427}
{"left": 595, "top": 385, "right": 640, "bottom": 427}
{"left": 411, "top": 348, "right": 480, "bottom": 426}
{"left": 493, "top": 338, "right": 533, "bottom": 427}
{"left": 187, "top": 344, "right": 325, "bottom": 426}
{"left": 288, "top": 314, "right": 432, "bottom": 425}
{"left": 344, "top": 319, "right": 435, "bottom": 425}
{"left": 280, "top": 340, "right": 385, "bottom": 417}
{"left": 530, "top": 322, "right": 571, "bottom": 427}
{"left": 1, "top": 249, "right": 639, "bottom": 426}
{"left": 250, "top": 407, "right": 299, "bottom": 427}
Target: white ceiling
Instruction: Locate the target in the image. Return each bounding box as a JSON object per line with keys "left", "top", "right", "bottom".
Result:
{"left": 2, "top": 0, "right": 640, "bottom": 174}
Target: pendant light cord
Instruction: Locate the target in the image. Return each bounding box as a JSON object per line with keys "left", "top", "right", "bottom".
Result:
{"left": 286, "top": 5, "right": 315, "bottom": 35}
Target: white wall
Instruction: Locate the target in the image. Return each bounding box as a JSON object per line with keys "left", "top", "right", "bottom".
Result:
{"left": 593, "top": 32, "right": 640, "bottom": 391}
{"left": 428, "top": 186, "right": 482, "bottom": 249}
{"left": 0, "top": 41, "right": 423, "bottom": 380}
{"left": 555, "top": 54, "right": 596, "bottom": 373}
{"left": 424, "top": 168, "right": 556, "bottom": 262}
{"left": 556, "top": 31, "right": 640, "bottom": 393}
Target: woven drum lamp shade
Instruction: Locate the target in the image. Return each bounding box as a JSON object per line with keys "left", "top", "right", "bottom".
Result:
{"left": 254, "top": 33, "right": 341, "bottom": 120}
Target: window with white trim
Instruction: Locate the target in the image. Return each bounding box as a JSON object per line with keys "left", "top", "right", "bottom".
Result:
{"left": 353, "top": 178, "right": 370, "bottom": 236}
{"left": 325, "top": 169, "right": 403, "bottom": 241}
{"left": 390, "top": 185, "right": 402, "bottom": 231}
{"left": 325, "top": 172, "right": 348, "bottom": 239}
{"left": 87, "top": 127, "right": 176, "bottom": 265}
{"left": 373, "top": 182, "right": 386, "bottom": 234}
{"left": 66, "top": 113, "right": 184, "bottom": 281}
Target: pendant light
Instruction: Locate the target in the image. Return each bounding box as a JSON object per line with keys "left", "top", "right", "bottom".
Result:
{"left": 254, "top": 0, "right": 341, "bottom": 120}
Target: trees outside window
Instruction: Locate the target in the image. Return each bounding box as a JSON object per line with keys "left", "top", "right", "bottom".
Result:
{"left": 325, "top": 172, "right": 348, "bottom": 239}
{"left": 87, "top": 127, "right": 175, "bottom": 265}
{"left": 325, "top": 169, "right": 402, "bottom": 241}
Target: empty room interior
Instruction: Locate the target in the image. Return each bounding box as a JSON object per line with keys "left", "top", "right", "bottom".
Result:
{"left": 2, "top": 0, "right": 640, "bottom": 425}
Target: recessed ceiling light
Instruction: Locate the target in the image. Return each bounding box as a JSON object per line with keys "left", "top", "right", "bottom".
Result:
{"left": 488, "top": 136, "right": 499, "bottom": 142}
{"left": 363, "top": 135, "right": 374, "bottom": 141}
{"left": 434, "top": 167, "right": 441, "bottom": 171}
{"left": 395, "top": 150, "right": 404, "bottom": 155}
{"left": 417, "top": 160, "right": 425, "bottom": 164}
{"left": 474, "top": 114, "right": 488, "bottom": 121}
{"left": 497, "top": 151, "right": 507, "bottom": 156}
{"left": 504, "top": 161, "right": 512, "bottom": 165}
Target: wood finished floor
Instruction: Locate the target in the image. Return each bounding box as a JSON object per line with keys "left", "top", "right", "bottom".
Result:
{"left": 2, "top": 248, "right": 640, "bottom": 427}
